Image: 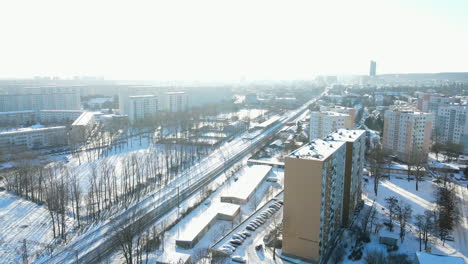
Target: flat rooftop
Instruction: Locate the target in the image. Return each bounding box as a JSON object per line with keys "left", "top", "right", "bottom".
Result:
{"left": 220, "top": 165, "right": 272, "bottom": 204}
{"left": 288, "top": 139, "right": 346, "bottom": 161}
{"left": 318, "top": 111, "right": 350, "bottom": 117}
{"left": 72, "top": 112, "right": 95, "bottom": 126}
{"left": 326, "top": 129, "right": 365, "bottom": 142}
{"left": 128, "top": 94, "right": 156, "bottom": 98}
{"left": 0, "top": 126, "right": 66, "bottom": 135}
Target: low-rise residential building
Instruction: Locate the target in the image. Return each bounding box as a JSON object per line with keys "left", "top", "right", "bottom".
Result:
{"left": 309, "top": 111, "right": 352, "bottom": 141}
{"left": 283, "top": 139, "right": 346, "bottom": 263}
{"left": 0, "top": 126, "right": 68, "bottom": 149}
{"left": 383, "top": 107, "right": 433, "bottom": 163}
{"left": 70, "top": 112, "right": 96, "bottom": 142}
{"left": 0, "top": 111, "right": 36, "bottom": 126}
{"left": 326, "top": 129, "right": 366, "bottom": 226}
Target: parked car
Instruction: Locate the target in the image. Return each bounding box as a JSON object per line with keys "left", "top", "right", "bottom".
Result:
{"left": 246, "top": 225, "right": 256, "bottom": 231}
{"left": 242, "top": 231, "right": 251, "bottom": 237}
{"left": 220, "top": 247, "right": 234, "bottom": 255}
{"left": 231, "top": 255, "right": 247, "bottom": 263}
{"left": 232, "top": 234, "right": 245, "bottom": 241}
{"left": 229, "top": 239, "right": 242, "bottom": 246}
{"left": 222, "top": 244, "right": 236, "bottom": 251}
{"left": 445, "top": 235, "right": 455, "bottom": 241}
{"left": 266, "top": 177, "right": 278, "bottom": 182}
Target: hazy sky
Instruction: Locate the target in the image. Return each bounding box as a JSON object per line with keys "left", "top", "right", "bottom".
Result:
{"left": 0, "top": 0, "right": 467, "bottom": 80}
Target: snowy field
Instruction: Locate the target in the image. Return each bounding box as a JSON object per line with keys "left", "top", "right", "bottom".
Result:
{"left": 340, "top": 176, "right": 468, "bottom": 263}
{"left": 0, "top": 191, "right": 75, "bottom": 264}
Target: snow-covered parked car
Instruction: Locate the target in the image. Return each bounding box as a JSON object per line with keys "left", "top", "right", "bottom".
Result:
{"left": 231, "top": 255, "right": 247, "bottom": 263}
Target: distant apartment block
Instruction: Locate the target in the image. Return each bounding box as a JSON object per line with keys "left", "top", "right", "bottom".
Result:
{"left": 283, "top": 139, "right": 346, "bottom": 263}
{"left": 0, "top": 111, "right": 36, "bottom": 126}
{"left": 0, "top": 86, "right": 80, "bottom": 112}
{"left": 435, "top": 104, "right": 468, "bottom": 153}
{"left": 417, "top": 93, "right": 460, "bottom": 113}
{"left": 167, "top": 92, "right": 189, "bottom": 112}
{"left": 309, "top": 111, "right": 352, "bottom": 141}
{"left": 0, "top": 126, "right": 68, "bottom": 149}
{"left": 369, "top": 60, "right": 377, "bottom": 77}
{"left": 319, "top": 105, "right": 356, "bottom": 124}
{"left": 326, "top": 129, "right": 366, "bottom": 227}
{"left": 0, "top": 110, "right": 83, "bottom": 126}
{"left": 383, "top": 106, "right": 433, "bottom": 162}
{"left": 39, "top": 110, "right": 84, "bottom": 123}
{"left": 128, "top": 95, "right": 160, "bottom": 123}
{"left": 119, "top": 87, "right": 189, "bottom": 123}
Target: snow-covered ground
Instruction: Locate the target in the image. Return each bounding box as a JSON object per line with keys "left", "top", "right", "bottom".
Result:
{"left": 340, "top": 176, "right": 468, "bottom": 263}
{"left": 0, "top": 191, "right": 75, "bottom": 264}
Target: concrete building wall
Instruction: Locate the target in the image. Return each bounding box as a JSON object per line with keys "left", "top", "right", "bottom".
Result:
{"left": 283, "top": 140, "right": 347, "bottom": 263}
{"left": 283, "top": 157, "right": 323, "bottom": 262}
{"left": 309, "top": 111, "right": 351, "bottom": 141}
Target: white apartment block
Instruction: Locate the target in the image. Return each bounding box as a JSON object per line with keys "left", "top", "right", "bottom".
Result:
{"left": 0, "top": 86, "right": 80, "bottom": 112}
{"left": 0, "top": 126, "right": 68, "bottom": 149}
{"left": 435, "top": 104, "right": 468, "bottom": 153}
{"left": 283, "top": 139, "right": 346, "bottom": 262}
{"left": 0, "top": 111, "right": 36, "bottom": 126}
{"left": 167, "top": 92, "right": 188, "bottom": 112}
{"left": 309, "top": 111, "right": 352, "bottom": 141}
{"left": 39, "top": 110, "right": 84, "bottom": 123}
{"left": 128, "top": 95, "right": 160, "bottom": 124}
{"left": 0, "top": 110, "right": 83, "bottom": 126}
{"left": 327, "top": 129, "right": 366, "bottom": 226}
{"left": 383, "top": 107, "right": 433, "bottom": 163}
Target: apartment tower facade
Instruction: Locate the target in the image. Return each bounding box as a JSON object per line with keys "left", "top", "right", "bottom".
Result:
{"left": 382, "top": 107, "right": 433, "bottom": 163}
{"left": 283, "top": 139, "right": 346, "bottom": 263}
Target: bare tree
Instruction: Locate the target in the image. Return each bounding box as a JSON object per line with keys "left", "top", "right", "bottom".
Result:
{"left": 384, "top": 196, "right": 399, "bottom": 232}
{"left": 395, "top": 202, "right": 412, "bottom": 243}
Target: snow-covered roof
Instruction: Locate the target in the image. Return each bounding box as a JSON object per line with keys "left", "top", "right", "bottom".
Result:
{"left": 327, "top": 129, "right": 365, "bottom": 142}
{"left": 415, "top": 252, "right": 466, "bottom": 264}
{"left": 0, "top": 110, "right": 35, "bottom": 115}
{"left": 128, "top": 94, "right": 156, "bottom": 99}
{"left": 270, "top": 139, "right": 283, "bottom": 147}
{"left": 72, "top": 112, "right": 96, "bottom": 126}
{"left": 221, "top": 165, "right": 272, "bottom": 203}
{"left": 0, "top": 126, "right": 66, "bottom": 135}
{"left": 288, "top": 139, "right": 346, "bottom": 161}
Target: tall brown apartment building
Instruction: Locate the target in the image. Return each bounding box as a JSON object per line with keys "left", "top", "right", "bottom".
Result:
{"left": 327, "top": 129, "right": 366, "bottom": 227}
{"left": 283, "top": 139, "right": 346, "bottom": 263}
{"left": 283, "top": 129, "right": 366, "bottom": 263}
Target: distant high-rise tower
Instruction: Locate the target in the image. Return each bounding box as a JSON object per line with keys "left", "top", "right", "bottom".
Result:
{"left": 369, "top": 60, "right": 377, "bottom": 77}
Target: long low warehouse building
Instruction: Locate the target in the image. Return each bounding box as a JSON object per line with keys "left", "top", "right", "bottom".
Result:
{"left": 221, "top": 165, "right": 272, "bottom": 204}
{"left": 175, "top": 203, "right": 240, "bottom": 249}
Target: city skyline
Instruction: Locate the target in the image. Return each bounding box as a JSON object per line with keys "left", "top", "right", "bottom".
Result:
{"left": 0, "top": 0, "right": 467, "bottom": 81}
